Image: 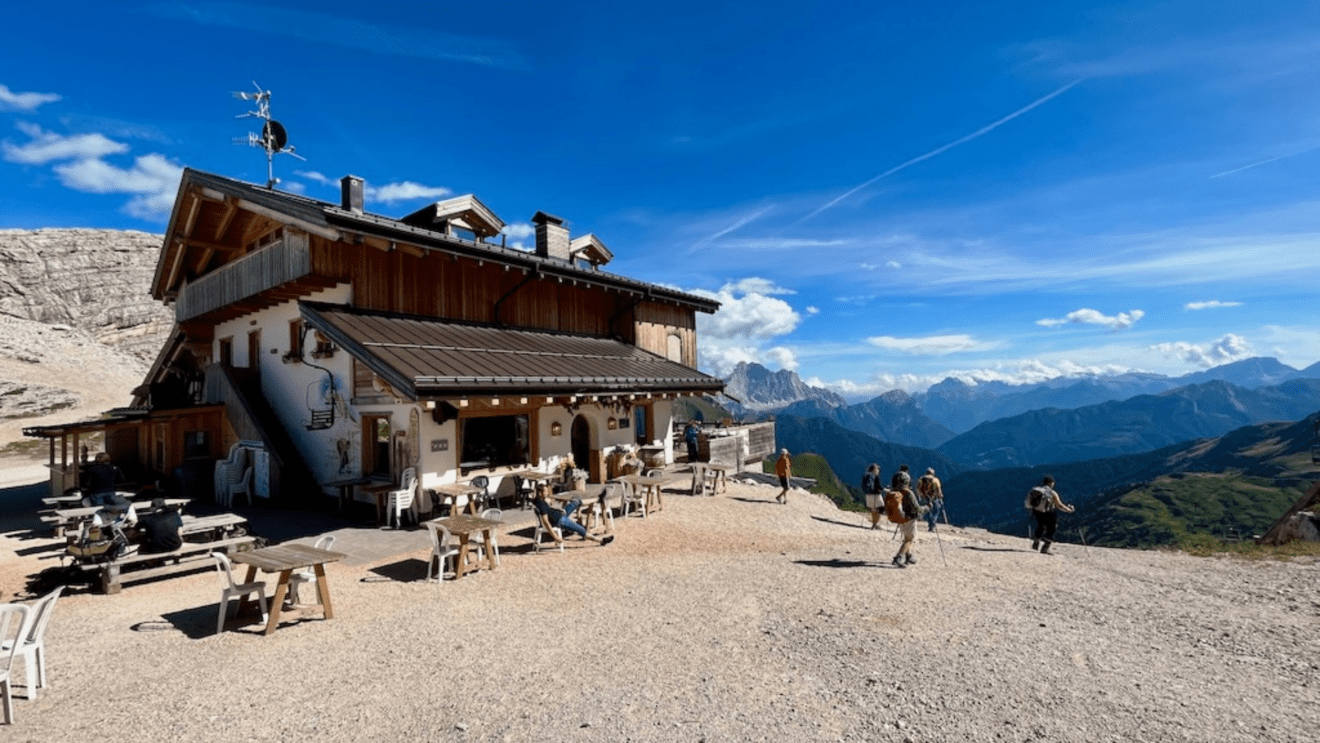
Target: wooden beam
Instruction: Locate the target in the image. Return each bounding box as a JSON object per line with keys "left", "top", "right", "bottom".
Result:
{"left": 192, "top": 247, "right": 214, "bottom": 276}
{"left": 182, "top": 236, "right": 240, "bottom": 254}
{"left": 235, "top": 198, "right": 341, "bottom": 241}
{"left": 180, "top": 194, "right": 201, "bottom": 239}
{"left": 214, "top": 197, "right": 239, "bottom": 241}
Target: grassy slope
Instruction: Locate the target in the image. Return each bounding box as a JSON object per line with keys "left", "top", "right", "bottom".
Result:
{"left": 763, "top": 452, "right": 861, "bottom": 511}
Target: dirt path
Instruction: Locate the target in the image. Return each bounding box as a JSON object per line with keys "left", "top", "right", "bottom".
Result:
{"left": 1, "top": 474, "right": 1316, "bottom": 742}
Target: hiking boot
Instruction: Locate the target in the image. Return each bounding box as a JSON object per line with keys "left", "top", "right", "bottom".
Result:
{"left": 600, "top": 535, "right": 615, "bottom": 546}
{"left": 1039, "top": 541, "right": 1052, "bottom": 555}
{"left": 892, "top": 555, "right": 906, "bottom": 568}
{"left": 905, "top": 554, "right": 917, "bottom": 565}
{"left": 1031, "top": 540, "right": 1040, "bottom": 551}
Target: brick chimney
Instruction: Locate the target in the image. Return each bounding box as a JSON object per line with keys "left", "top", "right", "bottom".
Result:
{"left": 531, "top": 211, "right": 570, "bottom": 261}
{"left": 340, "top": 175, "right": 364, "bottom": 214}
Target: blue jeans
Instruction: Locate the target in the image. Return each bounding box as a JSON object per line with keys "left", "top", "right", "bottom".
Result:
{"left": 925, "top": 498, "right": 944, "bottom": 530}
{"left": 557, "top": 499, "right": 589, "bottom": 539}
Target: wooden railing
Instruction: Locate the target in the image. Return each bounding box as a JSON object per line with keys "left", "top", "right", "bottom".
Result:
{"left": 175, "top": 231, "right": 312, "bottom": 322}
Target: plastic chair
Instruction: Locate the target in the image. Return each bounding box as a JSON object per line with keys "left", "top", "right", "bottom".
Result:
{"left": 227, "top": 466, "right": 254, "bottom": 508}
{"left": 510, "top": 475, "right": 535, "bottom": 510}
{"left": 425, "top": 522, "right": 470, "bottom": 581}
{"left": 0, "top": 604, "right": 30, "bottom": 725}
{"left": 533, "top": 510, "right": 565, "bottom": 553}
{"left": 689, "top": 463, "right": 708, "bottom": 496}
{"left": 619, "top": 479, "right": 646, "bottom": 519}
{"left": 0, "top": 587, "right": 62, "bottom": 701}
{"left": 386, "top": 468, "right": 417, "bottom": 529}
{"left": 470, "top": 476, "right": 491, "bottom": 511}
{"left": 286, "top": 536, "right": 335, "bottom": 605}
{"left": 212, "top": 553, "right": 268, "bottom": 635}
{"left": 472, "top": 508, "right": 502, "bottom": 567}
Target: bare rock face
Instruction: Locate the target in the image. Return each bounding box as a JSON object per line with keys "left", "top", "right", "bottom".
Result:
{"left": 0, "top": 228, "right": 173, "bottom": 362}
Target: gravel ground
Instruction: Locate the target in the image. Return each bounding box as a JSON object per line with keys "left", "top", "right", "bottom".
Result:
{"left": 1, "top": 476, "right": 1317, "bottom": 742}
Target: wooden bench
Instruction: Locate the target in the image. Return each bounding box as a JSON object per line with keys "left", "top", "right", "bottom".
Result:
{"left": 74, "top": 534, "right": 256, "bottom": 594}
{"left": 41, "top": 499, "right": 191, "bottom": 537}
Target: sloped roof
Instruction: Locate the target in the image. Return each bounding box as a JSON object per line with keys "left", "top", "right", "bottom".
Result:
{"left": 155, "top": 169, "right": 719, "bottom": 314}
{"left": 300, "top": 302, "right": 724, "bottom": 400}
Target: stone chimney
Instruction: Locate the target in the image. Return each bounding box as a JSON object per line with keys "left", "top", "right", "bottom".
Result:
{"left": 340, "top": 175, "right": 364, "bottom": 214}
{"left": 531, "top": 211, "right": 570, "bottom": 261}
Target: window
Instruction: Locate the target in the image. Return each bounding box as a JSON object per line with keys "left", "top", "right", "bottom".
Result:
{"left": 247, "top": 330, "right": 261, "bottom": 371}
{"left": 460, "top": 414, "right": 530, "bottom": 469}
{"left": 218, "top": 338, "right": 233, "bottom": 367}
{"left": 288, "top": 319, "right": 304, "bottom": 359}
{"left": 666, "top": 333, "right": 683, "bottom": 363}
{"left": 183, "top": 431, "right": 209, "bottom": 459}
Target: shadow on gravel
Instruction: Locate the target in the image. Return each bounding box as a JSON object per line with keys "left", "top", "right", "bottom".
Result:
{"left": 367, "top": 558, "right": 429, "bottom": 583}
{"left": 729, "top": 497, "right": 777, "bottom": 505}
{"left": 793, "top": 558, "right": 880, "bottom": 569}
{"left": 158, "top": 604, "right": 227, "bottom": 640}
{"left": 960, "top": 545, "right": 1023, "bottom": 552}
{"left": 810, "top": 515, "right": 871, "bottom": 530}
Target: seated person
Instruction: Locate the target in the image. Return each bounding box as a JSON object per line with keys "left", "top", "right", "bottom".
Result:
{"left": 136, "top": 498, "right": 184, "bottom": 554}
{"left": 530, "top": 488, "right": 614, "bottom": 546}
{"left": 81, "top": 452, "right": 127, "bottom": 507}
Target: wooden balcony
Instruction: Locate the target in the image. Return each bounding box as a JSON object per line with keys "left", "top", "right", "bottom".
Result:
{"left": 175, "top": 231, "right": 327, "bottom": 323}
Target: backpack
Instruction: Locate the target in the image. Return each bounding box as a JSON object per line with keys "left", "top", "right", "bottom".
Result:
{"left": 1025, "top": 486, "right": 1054, "bottom": 513}
{"left": 861, "top": 472, "right": 880, "bottom": 495}
{"left": 884, "top": 490, "right": 908, "bottom": 523}
{"left": 917, "top": 474, "right": 935, "bottom": 498}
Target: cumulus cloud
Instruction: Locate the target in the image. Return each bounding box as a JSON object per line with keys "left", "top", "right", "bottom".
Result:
{"left": 866, "top": 334, "right": 999, "bottom": 355}
{"left": 0, "top": 84, "right": 60, "bottom": 111}
{"left": 1037, "top": 308, "right": 1145, "bottom": 330}
{"left": 694, "top": 277, "right": 803, "bottom": 376}
{"left": 52, "top": 153, "right": 184, "bottom": 219}
{"left": 763, "top": 346, "right": 799, "bottom": 371}
{"left": 368, "top": 181, "right": 451, "bottom": 204}
{"left": 1151, "top": 334, "right": 1251, "bottom": 368}
{"left": 1184, "top": 300, "right": 1242, "bottom": 310}
{"left": 295, "top": 170, "right": 334, "bottom": 185}
{"left": 501, "top": 222, "right": 535, "bottom": 249}
{"left": 816, "top": 358, "right": 1136, "bottom": 396}
{"left": 2, "top": 122, "right": 127, "bottom": 164}
{"left": 805, "top": 306, "right": 820, "bottom": 315}
{"left": 887, "top": 260, "right": 901, "bottom": 269}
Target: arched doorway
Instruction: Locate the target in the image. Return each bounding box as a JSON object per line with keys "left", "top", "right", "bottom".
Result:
{"left": 571, "top": 415, "right": 591, "bottom": 476}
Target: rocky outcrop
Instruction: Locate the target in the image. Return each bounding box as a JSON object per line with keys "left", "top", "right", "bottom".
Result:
{"left": 722, "top": 361, "right": 845, "bottom": 414}
{"left": 0, "top": 229, "right": 173, "bottom": 362}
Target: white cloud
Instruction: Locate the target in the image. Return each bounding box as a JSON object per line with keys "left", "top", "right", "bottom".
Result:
{"left": 1037, "top": 308, "right": 1145, "bottom": 330}
{"left": 817, "top": 358, "right": 1138, "bottom": 396}
{"left": 295, "top": 170, "right": 335, "bottom": 186}
{"left": 805, "top": 306, "right": 820, "bottom": 315}
{"left": 866, "top": 334, "right": 999, "bottom": 355}
{"left": 2, "top": 122, "right": 127, "bottom": 164}
{"left": 697, "top": 341, "right": 761, "bottom": 378}
{"left": 52, "top": 153, "right": 183, "bottom": 219}
{"left": 722, "top": 277, "right": 795, "bottom": 297}
{"left": 763, "top": 346, "right": 799, "bottom": 371}
{"left": 0, "top": 84, "right": 60, "bottom": 111}
{"left": 887, "top": 260, "right": 901, "bottom": 269}
{"left": 502, "top": 223, "right": 534, "bottom": 239}
{"left": 367, "top": 181, "right": 451, "bottom": 204}
{"left": 1151, "top": 334, "right": 1251, "bottom": 368}
{"left": 1184, "top": 300, "right": 1242, "bottom": 311}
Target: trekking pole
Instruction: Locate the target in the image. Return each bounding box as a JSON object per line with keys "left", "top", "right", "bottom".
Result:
{"left": 891, "top": 524, "right": 900, "bottom": 540}
{"left": 932, "top": 523, "right": 948, "bottom": 567}
{"left": 1078, "top": 526, "right": 1093, "bottom": 563}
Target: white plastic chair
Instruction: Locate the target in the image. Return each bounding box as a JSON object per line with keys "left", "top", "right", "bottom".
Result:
{"left": 212, "top": 553, "right": 268, "bottom": 635}
{"left": 0, "top": 604, "right": 29, "bottom": 725}
{"left": 425, "top": 522, "right": 470, "bottom": 581}
{"left": 619, "top": 479, "right": 646, "bottom": 518}
{"left": 286, "top": 536, "right": 335, "bottom": 605}
{"left": 227, "top": 466, "right": 254, "bottom": 508}
{"left": 214, "top": 445, "right": 248, "bottom": 507}
{"left": 387, "top": 469, "right": 417, "bottom": 529}
{"left": 472, "top": 508, "right": 502, "bottom": 567}
{"left": 533, "top": 509, "right": 565, "bottom": 553}
{"left": 0, "top": 587, "right": 62, "bottom": 701}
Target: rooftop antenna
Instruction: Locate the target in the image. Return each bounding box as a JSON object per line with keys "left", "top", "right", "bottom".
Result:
{"left": 232, "top": 81, "right": 304, "bottom": 188}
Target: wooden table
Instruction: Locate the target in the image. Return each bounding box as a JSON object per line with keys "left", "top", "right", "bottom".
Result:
{"left": 231, "top": 544, "right": 346, "bottom": 635}
{"left": 706, "top": 463, "right": 731, "bottom": 494}
{"left": 427, "top": 515, "right": 503, "bottom": 580}
{"left": 323, "top": 475, "right": 389, "bottom": 514}
{"left": 361, "top": 480, "right": 400, "bottom": 524}
{"left": 611, "top": 473, "right": 680, "bottom": 514}
{"left": 429, "top": 482, "right": 483, "bottom": 516}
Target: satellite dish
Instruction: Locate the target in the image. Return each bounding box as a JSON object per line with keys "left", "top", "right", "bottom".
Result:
{"left": 263, "top": 120, "right": 288, "bottom": 151}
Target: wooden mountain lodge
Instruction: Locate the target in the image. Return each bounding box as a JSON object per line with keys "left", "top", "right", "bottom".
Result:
{"left": 25, "top": 168, "right": 727, "bottom": 513}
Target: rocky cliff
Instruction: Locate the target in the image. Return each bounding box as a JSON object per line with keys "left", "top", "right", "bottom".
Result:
{"left": 722, "top": 361, "right": 845, "bottom": 414}
{"left": 0, "top": 229, "right": 173, "bottom": 362}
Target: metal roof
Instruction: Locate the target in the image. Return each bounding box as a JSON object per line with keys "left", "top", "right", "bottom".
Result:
{"left": 168, "top": 169, "right": 720, "bottom": 313}
{"left": 300, "top": 302, "right": 724, "bottom": 400}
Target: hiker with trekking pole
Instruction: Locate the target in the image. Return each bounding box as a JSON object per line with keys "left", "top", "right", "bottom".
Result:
{"left": 884, "top": 465, "right": 925, "bottom": 567}
{"left": 917, "top": 467, "right": 946, "bottom": 532}
{"left": 1024, "top": 475, "right": 1074, "bottom": 555}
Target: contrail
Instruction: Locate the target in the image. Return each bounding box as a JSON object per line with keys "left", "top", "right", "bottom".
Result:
{"left": 1209, "top": 146, "right": 1318, "bottom": 179}
{"left": 798, "top": 79, "right": 1084, "bottom": 224}
{"left": 691, "top": 206, "right": 772, "bottom": 250}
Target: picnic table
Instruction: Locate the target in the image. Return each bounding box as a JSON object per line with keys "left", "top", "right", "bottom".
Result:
{"left": 73, "top": 511, "right": 252, "bottom": 594}
{"left": 43, "top": 498, "right": 191, "bottom": 537}
{"left": 231, "top": 543, "right": 347, "bottom": 634}
{"left": 611, "top": 473, "right": 681, "bottom": 514}
{"left": 428, "top": 482, "right": 484, "bottom": 516}
{"left": 323, "top": 475, "right": 390, "bottom": 514}
{"left": 427, "top": 514, "right": 503, "bottom": 580}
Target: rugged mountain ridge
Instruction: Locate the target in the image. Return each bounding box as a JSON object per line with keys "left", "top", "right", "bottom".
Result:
{"left": 0, "top": 228, "right": 172, "bottom": 362}
{"left": 722, "top": 361, "right": 845, "bottom": 415}
{"left": 781, "top": 389, "right": 955, "bottom": 449}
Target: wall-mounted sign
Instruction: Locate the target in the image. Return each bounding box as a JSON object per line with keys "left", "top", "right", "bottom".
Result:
{"left": 431, "top": 438, "right": 448, "bottom": 452}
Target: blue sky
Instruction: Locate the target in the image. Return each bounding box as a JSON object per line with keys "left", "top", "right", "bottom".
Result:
{"left": 4, "top": 1, "right": 1320, "bottom": 399}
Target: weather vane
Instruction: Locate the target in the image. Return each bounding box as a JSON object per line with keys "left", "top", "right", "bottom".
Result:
{"left": 232, "top": 81, "right": 304, "bottom": 188}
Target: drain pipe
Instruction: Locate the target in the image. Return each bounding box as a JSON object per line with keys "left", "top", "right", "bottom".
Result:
{"left": 493, "top": 266, "right": 540, "bottom": 327}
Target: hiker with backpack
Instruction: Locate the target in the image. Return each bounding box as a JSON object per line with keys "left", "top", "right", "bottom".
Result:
{"left": 885, "top": 465, "right": 924, "bottom": 567}
{"left": 1025, "top": 475, "right": 1074, "bottom": 555}
{"left": 917, "top": 467, "right": 944, "bottom": 532}
{"left": 861, "top": 464, "right": 885, "bottom": 530}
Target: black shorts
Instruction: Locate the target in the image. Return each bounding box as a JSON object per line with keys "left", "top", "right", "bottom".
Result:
{"left": 778, "top": 475, "right": 789, "bottom": 489}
